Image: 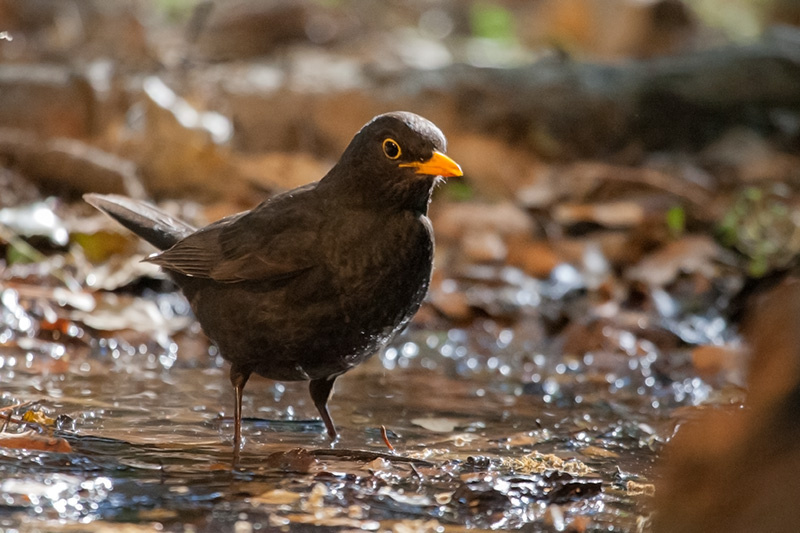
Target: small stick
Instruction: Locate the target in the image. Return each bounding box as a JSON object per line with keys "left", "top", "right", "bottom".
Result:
{"left": 1, "top": 410, "right": 11, "bottom": 433}
{"left": 0, "top": 402, "right": 25, "bottom": 414}
{"left": 380, "top": 425, "right": 395, "bottom": 452}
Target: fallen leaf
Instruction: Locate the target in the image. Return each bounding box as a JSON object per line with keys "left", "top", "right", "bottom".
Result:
{"left": 253, "top": 489, "right": 302, "bottom": 505}
{"left": 627, "top": 235, "right": 723, "bottom": 287}
{"left": 581, "top": 445, "right": 619, "bottom": 459}
{"left": 0, "top": 431, "right": 72, "bottom": 453}
{"left": 626, "top": 480, "right": 655, "bottom": 496}
{"left": 504, "top": 451, "right": 593, "bottom": 476}
{"left": 21, "top": 410, "right": 55, "bottom": 425}
{"left": 553, "top": 201, "right": 645, "bottom": 228}
{"left": 411, "top": 417, "right": 461, "bottom": 433}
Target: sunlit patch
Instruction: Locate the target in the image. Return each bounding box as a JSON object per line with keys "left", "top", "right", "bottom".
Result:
{"left": 0, "top": 474, "right": 113, "bottom": 522}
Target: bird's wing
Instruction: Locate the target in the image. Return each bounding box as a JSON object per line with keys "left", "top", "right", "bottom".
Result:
{"left": 146, "top": 185, "right": 322, "bottom": 283}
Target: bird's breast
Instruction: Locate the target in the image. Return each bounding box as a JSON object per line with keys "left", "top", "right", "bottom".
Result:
{"left": 326, "top": 212, "right": 434, "bottom": 331}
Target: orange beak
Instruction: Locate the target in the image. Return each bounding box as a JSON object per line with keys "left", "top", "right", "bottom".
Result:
{"left": 400, "top": 151, "right": 463, "bottom": 178}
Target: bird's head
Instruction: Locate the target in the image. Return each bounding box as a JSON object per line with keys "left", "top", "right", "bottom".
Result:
{"left": 323, "top": 111, "right": 463, "bottom": 214}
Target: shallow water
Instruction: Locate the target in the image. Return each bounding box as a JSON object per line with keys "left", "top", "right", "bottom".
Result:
{"left": 0, "top": 314, "right": 697, "bottom": 532}
{"left": 0, "top": 255, "right": 729, "bottom": 532}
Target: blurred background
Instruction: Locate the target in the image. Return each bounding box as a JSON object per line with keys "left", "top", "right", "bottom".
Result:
{"left": 2, "top": 1, "right": 800, "bottom": 531}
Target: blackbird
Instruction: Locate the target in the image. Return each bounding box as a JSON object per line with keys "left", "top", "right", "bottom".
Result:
{"left": 85, "top": 111, "right": 463, "bottom": 458}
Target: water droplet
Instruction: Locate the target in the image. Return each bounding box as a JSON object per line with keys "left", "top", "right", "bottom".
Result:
{"left": 543, "top": 378, "right": 559, "bottom": 396}
{"left": 401, "top": 342, "right": 419, "bottom": 358}
{"left": 384, "top": 347, "right": 397, "bottom": 361}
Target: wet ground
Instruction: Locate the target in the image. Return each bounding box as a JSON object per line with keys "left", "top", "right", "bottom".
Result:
{"left": 0, "top": 278, "right": 717, "bottom": 532}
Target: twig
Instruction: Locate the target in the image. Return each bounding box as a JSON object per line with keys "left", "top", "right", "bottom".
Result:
{"left": 408, "top": 462, "right": 424, "bottom": 481}
{"left": 380, "top": 425, "right": 395, "bottom": 452}
{"left": 309, "top": 448, "right": 434, "bottom": 467}
{"left": 1, "top": 410, "right": 11, "bottom": 433}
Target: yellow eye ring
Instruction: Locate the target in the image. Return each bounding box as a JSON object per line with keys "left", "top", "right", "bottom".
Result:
{"left": 382, "top": 138, "right": 401, "bottom": 160}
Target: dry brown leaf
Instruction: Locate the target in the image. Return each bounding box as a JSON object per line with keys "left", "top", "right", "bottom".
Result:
{"left": 626, "top": 481, "right": 655, "bottom": 496}
{"left": 410, "top": 417, "right": 460, "bottom": 433}
{"left": 553, "top": 201, "right": 645, "bottom": 227}
{"left": 253, "top": 489, "right": 302, "bottom": 506}
{"left": 627, "top": 235, "right": 723, "bottom": 287}
{"left": 503, "top": 451, "right": 593, "bottom": 476}
{"left": 0, "top": 431, "right": 72, "bottom": 453}
{"left": 581, "top": 445, "right": 619, "bottom": 459}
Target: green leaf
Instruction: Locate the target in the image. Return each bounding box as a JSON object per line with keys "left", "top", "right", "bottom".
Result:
{"left": 442, "top": 180, "right": 475, "bottom": 202}
{"left": 666, "top": 205, "right": 685, "bottom": 238}
{"left": 470, "top": 2, "right": 516, "bottom": 41}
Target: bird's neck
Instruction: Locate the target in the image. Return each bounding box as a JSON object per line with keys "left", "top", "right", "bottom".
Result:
{"left": 320, "top": 166, "right": 435, "bottom": 216}
{"left": 405, "top": 181, "right": 435, "bottom": 217}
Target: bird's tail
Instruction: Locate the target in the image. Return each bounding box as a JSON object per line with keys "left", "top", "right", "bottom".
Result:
{"left": 83, "top": 193, "right": 196, "bottom": 251}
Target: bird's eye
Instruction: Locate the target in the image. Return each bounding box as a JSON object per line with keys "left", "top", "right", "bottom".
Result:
{"left": 382, "top": 138, "right": 401, "bottom": 160}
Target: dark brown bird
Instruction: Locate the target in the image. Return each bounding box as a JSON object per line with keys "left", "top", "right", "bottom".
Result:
{"left": 85, "top": 111, "right": 462, "bottom": 458}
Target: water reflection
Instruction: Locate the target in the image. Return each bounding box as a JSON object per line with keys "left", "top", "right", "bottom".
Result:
{"left": 1, "top": 472, "right": 112, "bottom": 522}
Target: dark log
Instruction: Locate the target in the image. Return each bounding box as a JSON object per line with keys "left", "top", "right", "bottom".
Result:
{"left": 225, "top": 29, "right": 800, "bottom": 158}
{"left": 406, "top": 27, "right": 800, "bottom": 157}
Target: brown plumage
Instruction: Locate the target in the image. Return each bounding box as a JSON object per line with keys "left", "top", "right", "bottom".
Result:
{"left": 85, "top": 111, "right": 463, "bottom": 459}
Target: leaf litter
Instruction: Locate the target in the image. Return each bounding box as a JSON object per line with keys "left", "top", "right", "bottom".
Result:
{"left": 2, "top": 3, "right": 800, "bottom": 530}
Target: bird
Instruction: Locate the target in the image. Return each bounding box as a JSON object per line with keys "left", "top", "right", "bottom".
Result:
{"left": 84, "top": 111, "right": 463, "bottom": 460}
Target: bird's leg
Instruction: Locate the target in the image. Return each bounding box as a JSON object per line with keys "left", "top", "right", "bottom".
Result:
{"left": 309, "top": 377, "right": 338, "bottom": 440}
{"left": 230, "top": 365, "right": 251, "bottom": 464}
